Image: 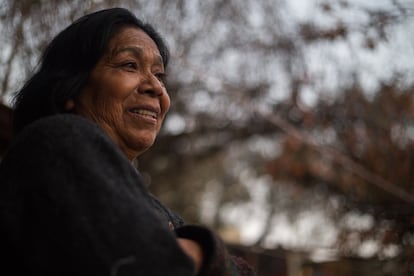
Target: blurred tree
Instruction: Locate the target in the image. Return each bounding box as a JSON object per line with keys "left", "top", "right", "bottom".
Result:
{"left": 266, "top": 82, "right": 414, "bottom": 260}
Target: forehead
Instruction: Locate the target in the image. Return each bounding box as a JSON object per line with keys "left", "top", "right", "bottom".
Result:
{"left": 107, "top": 26, "right": 161, "bottom": 57}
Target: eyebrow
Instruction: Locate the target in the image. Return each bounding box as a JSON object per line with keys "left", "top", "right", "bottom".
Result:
{"left": 112, "top": 46, "right": 164, "bottom": 66}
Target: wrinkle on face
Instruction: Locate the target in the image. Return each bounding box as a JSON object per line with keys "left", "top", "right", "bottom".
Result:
{"left": 74, "top": 26, "right": 170, "bottom": 160}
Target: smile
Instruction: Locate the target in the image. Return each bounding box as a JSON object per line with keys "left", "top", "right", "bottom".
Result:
{"left": 129, "top": 108, "right": 158, "bottom": 120}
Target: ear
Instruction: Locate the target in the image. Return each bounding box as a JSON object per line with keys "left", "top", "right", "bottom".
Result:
{"left": 64, "top": 99, "right": 75, "bottom": 111}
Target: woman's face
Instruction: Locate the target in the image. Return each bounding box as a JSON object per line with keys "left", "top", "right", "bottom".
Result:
{"left": 74, "top": 26, "right": 170, "bottom": 160}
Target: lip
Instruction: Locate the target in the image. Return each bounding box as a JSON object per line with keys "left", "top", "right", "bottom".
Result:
{"left": 127, "top": 104, "right": 160, "bottom": 124}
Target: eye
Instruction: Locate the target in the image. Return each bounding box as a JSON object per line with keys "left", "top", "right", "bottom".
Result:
{"left": 122, "top": 61, "right": 138, "bottom": 70}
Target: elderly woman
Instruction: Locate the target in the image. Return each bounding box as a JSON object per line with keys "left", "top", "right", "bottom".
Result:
{"left": 0, "top": 7, "right": 254, "bottom": 276}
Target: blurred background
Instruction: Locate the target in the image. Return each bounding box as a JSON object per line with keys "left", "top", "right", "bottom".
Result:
{"left": 1, "top": 0, "right": 414, "bottom": 275}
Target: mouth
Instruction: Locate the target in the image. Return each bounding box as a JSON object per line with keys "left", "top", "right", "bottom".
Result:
{"left": 128, "top": 107, "right": 160, "bottom": 124}
{"left": 129, "top": 108, "right": 158, "bottom": 119}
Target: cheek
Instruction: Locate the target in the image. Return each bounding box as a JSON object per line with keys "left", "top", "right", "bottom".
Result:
{"left": 100, "top": 98, "right": 125, "bottom": 121}
{"left": 88, "top": 67, "right": 134, "bottom": 95}
{"left": 96, "top": 73, "right": 133, "bottom": 99}
{"left": 79, "top": 81, "right": 127, "bottom": 121}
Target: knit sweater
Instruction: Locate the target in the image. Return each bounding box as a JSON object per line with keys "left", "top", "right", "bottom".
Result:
{"left": 0, "top": 114, "right": 255, "bottom": 276}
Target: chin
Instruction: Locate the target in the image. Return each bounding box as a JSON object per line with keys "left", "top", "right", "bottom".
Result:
{"left": 127, "top": 131, "right": 157, "bottom": 155}
{"left": 135, "top": 139, "right": 155, "bottom": 153}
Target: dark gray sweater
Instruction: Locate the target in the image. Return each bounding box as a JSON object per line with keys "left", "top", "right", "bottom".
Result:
{"left": 0, "top": 114, "right": 197, "bottom": 276}
{"left": 0, "top": 114, "right": 254, "bottom": 276}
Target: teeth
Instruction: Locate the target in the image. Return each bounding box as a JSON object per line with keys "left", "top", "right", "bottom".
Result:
{"left": 130, "top": 109, "right": 157, "bottom": 119}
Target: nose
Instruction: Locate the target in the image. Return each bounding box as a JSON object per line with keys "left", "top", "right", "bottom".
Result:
{"left": 139, "top": 73, "right": 164, "bottom": 97}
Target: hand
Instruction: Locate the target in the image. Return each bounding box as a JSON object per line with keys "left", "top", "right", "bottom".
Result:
{"left": 177, "top": 238, "right": 204, "bottom": 273}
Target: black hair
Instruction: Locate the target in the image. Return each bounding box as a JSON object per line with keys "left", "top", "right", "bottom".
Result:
{"left": 13, "top": 7, "right": 169, "bottom": 133}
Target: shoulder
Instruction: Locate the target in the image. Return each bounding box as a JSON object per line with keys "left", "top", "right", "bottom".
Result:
{"left": 1, "top": 114, "right": 141, "bottom": 195}
{"left": 9, "top": 114, "right": 114, "bottom": 152}
{"left": 3, "top": 114, "right": 126, "bottom": 170}
{"left": 17, "top": 114, "right": 106, "bottom": 141}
